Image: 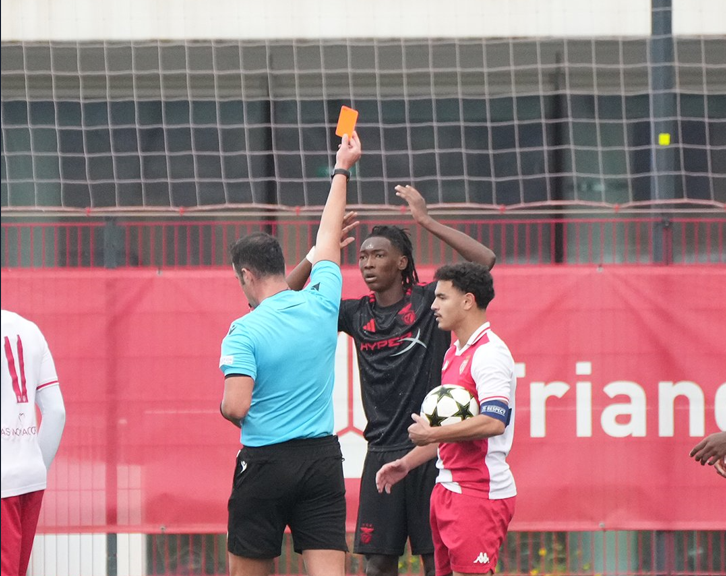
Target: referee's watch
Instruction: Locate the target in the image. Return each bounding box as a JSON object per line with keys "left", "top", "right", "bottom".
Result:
{"left": 331, "top": 168, "right": 351, "bottom": 182}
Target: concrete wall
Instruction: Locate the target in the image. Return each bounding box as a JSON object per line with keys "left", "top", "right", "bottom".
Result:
{"left": 6, "top": 0, "right": 725, "bottom": 41}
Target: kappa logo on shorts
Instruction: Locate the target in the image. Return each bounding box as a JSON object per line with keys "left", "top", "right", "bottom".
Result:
{"left": 473, "top": 552, "right": 489, "bottom": 564}
{"left": 360, "top": 523, "right": 374, "bottom": 544}
{"left": 239, "top": 460, "right": 247, "bottom": 474}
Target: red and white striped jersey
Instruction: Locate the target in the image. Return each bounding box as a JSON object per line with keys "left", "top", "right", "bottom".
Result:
{"left": 436, "top": 322, "right": 517, "bottom": 500}
{"left": 1, "top": 310, "right": 59, "bottom": 498}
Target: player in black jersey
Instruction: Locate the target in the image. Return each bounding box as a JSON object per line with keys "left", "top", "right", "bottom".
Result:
{"left": 288, "top": 185, "right": 495, "bottom": 576}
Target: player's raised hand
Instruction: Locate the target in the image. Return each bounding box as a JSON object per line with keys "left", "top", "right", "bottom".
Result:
{"left": 376, "top": 458, "right": 410, "bottom": 494}
{"left": 408, "top": 413, "right": 435, "bottom": 446}
{"left": 395, "top": 185, "right": 430, "bottom": 225}
{"left": 690, "top": 431, "right": 726, "bottom": 465}
{"left": 340, "top": 211, "right": 360, "bottom": 249}
{"left": 336, "top": 132, "right": 362, "bottom": 170}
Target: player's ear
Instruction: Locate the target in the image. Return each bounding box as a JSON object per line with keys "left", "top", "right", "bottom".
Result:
{"left": 398, "top": 255, "right": 408, "bottom": 271}
{"left": 240, "top": 267, "right": 254, "bottom": 285}
{"left": 463, "top": 292, "right": 476, "bottom": 310}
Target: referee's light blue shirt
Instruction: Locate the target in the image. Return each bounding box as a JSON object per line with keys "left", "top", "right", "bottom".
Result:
{"left": 219, "top": 260, "right": 342, "bottom": 447}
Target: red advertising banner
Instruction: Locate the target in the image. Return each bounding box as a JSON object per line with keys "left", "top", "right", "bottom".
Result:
{"left": 1, "top": 266, "right": 724, "bottom": 533}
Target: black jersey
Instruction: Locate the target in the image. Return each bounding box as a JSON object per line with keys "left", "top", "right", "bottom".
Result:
{"left": 338, "top": 283, "right": 451, "bottom": 450}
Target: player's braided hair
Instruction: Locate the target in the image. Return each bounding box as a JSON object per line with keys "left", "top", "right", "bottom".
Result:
{"left": 366, "top": 225, "right": 419, "bottom": 290}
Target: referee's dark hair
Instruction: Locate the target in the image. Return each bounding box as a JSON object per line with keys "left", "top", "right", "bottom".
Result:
{"left": 230, "top": 232, "right": 286, "bottom": 278}
{"left": 434, "top": 262, "right": 494, "bottom": 310}
{"left": 366, "top": 225, "right": 419, "bottom": 290}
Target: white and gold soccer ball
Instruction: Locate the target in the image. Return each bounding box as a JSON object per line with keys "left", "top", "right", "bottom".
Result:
{"left": 420, "top": 384, "right": 479, "bottom": 427}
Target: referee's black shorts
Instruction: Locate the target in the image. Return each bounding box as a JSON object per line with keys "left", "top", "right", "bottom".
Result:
{"left": 354, "top": 446, "right": 437, "bottom": 556}
{"left": 227, "top": 435, "right": 348, "bottom": 559}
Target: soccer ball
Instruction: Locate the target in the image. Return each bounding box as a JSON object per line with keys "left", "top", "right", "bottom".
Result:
{"left": 420, "top": 384, "right": 479, "bottom": 427}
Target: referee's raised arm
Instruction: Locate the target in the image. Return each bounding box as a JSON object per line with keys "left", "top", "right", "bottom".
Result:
{"left": 313, "top": 132, "right": 362, "bottom": 267}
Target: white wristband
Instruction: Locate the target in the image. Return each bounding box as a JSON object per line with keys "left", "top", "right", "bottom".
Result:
{"left": 305, "top": 246, "right": 316, "bottom": 263}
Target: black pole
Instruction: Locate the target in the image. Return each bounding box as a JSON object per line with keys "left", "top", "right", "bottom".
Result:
{"left": 551, "top": 52, "right": 565, "bottom": 264}
{"left": 263, "top": 51, "right": 277, "bottom": 237}
{"left": 650, "top": 0, "right": 676, "bottom": 263}
{"left": 261, "top": 99, "right": 277, "bottom": 236}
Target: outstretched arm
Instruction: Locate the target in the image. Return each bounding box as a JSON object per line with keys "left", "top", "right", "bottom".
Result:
{"left": 396, "top": 185, "right": 496, "bottom": 269}
{"left": 408, "top": 413, "right": 505, "bottom": 446}
{"left": 285, "top": 257, "right": 312, "bottom": 292}
{"left": 286, "top": 212, "right": 359, "bottom": 290}
{"left": 375, "top": 443, "right": 438, "bottom": 494}
{"left": 311, "top": 133, "right": 362, "bottom": 266}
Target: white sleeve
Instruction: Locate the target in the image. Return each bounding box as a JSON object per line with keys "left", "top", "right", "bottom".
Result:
{"left": 36, "top": 384, "right": 66, "bottom": 469}
{"left": 471, "top": 344, "right": 513, "bottom": 406}
{"left": 38, "top": 332, "right": 59, "bottom": 386}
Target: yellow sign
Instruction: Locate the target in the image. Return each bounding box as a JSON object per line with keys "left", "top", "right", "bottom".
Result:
{"left": 658, "top": 133, "right": 671, "bottom": 146}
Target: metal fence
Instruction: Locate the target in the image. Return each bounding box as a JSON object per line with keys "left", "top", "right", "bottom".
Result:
{"left": 88, "top": 530, "right": 725, "bottom": 575}
{"left": 3, "top": 217, "right": 725, "bottom": 268}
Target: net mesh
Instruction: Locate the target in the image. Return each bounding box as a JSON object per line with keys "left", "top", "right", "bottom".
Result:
{"left": 1, "top": 35, "right": 724, "bottom": 214}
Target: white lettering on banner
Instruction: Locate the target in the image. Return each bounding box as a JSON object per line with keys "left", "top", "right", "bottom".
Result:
{"left": 529, "top": 362, "right": 725, "bottom": 439}
{"left": 658, "top": 382, "right": 705, "bottom": 437}
{"left": 601, "top": 381, "right": 646, "bottom": 437}
{"left": 717, "top": 385, "right": 726, "bottom": 430}
{"left": 576, "top": 361, "right": 592, "bottom": 437}
{"left": 576, "top": 383, "right": 592, "bottom": 437}
{"left": 530, "top": 381, "right": 569, "bottom": 438}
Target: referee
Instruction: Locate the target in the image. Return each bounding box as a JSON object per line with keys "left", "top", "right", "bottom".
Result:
{"left": 219, "top": 133, "right": 362, "bottom": 576}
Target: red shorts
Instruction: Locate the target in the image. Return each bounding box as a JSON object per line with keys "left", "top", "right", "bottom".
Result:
{"left": 430, "top": 484, "right": 515, "bottom": 575}
{"left": 1, "top": 490, "right": 45, "bottom": 576}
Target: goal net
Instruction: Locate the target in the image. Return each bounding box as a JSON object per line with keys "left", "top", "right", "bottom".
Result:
{"left": 1, "top": 2, "right": 724, "bottom": 215}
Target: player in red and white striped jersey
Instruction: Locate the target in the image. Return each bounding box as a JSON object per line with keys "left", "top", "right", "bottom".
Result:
{"left": 1, "top": 310, "right": 66, "bottom": 576}
{"left": 376, "top": 263, "right": 516, "bottom": 576}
